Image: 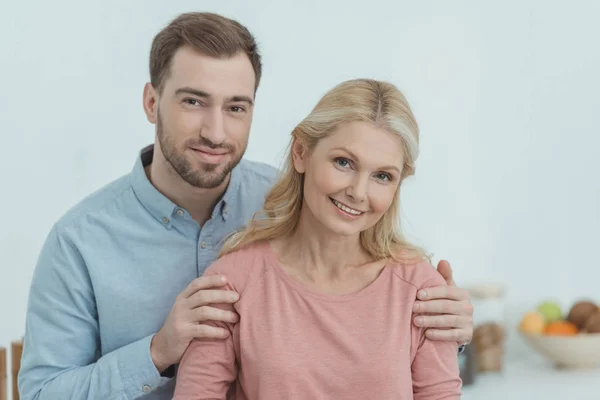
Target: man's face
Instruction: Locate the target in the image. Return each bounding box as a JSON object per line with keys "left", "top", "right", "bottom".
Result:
{"left": 152, "top": 45, "right": 256, "bottom": 188}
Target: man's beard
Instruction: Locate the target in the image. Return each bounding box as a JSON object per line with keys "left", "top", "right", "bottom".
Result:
{"left": 156, "top": 111, "right": 244, "bottom": 189}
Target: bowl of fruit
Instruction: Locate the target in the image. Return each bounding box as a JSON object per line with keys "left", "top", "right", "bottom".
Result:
{"left": 519, "top": 299, "right": 600, "bottom": 369}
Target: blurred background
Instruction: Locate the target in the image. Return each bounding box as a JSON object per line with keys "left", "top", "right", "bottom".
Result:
{"left": 1, "top": 0, "right": 599, "bottom": 398}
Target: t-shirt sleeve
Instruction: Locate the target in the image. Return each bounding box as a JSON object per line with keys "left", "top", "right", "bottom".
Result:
{"left": 410, "top": 265, "right": 463, "bottom": 399}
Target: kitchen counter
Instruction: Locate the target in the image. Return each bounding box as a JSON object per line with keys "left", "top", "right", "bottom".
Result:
{"left": 461, "top": 355, "right": 600, "bottom": 399}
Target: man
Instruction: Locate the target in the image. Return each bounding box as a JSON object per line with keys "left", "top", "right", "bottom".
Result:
{"left": 19, "top": 12, "right": 473, "bottom": 400}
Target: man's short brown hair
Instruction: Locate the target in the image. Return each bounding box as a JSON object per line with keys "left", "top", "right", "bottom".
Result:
{"left": 149, "top": 12, "right": 262, "bottom": 94}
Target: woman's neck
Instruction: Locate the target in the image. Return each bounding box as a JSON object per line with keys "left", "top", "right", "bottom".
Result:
{"left": 276, "top": 206, "right": 373, "bottom": 281}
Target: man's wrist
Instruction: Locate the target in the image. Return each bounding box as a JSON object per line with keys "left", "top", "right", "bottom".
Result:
{"left": 150, "top": 333, "right": 170, "bottom": 373}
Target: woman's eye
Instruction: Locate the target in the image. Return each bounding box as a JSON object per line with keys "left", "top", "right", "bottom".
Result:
{"left": 376, "top": 172, "right": 391, "bottom": 181}
{"left": 335, "top": 158, "right": 350, "bottom": 167}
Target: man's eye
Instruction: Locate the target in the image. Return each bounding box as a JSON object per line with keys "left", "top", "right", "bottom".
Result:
{"left": 230, "top": 106, "right": 245, "bottom": 113}
{"left": 184, "top": 99, "right": 200, "bottom": 106}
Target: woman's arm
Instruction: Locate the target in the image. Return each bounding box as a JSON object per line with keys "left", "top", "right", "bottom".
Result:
{"left": 172, "top": 284, "right": 238, "bottom": 400}
{"left": 411, "top": 277, "right": 463, "bottom": 399}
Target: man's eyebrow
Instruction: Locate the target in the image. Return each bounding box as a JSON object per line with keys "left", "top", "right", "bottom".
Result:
{"left": 229, "top": 95, "right": 254, "bottom": 106}
{"left": 174, "top": 88, "right": 254, "bottom": 106}
{"left": 174, "top": 87, "right": 210, "bottom": 98}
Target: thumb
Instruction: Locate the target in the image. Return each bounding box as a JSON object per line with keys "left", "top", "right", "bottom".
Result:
{"left": 437, "top": 260, "right": 456, "bottom": 286}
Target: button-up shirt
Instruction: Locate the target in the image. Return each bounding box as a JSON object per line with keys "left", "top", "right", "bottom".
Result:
{"left": 18, "top": 145, "right": 277, "bottom": 400}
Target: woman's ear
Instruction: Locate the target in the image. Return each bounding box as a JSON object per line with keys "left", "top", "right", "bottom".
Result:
{"left": 291, "top": 138, "right": 307, "bottom": 174}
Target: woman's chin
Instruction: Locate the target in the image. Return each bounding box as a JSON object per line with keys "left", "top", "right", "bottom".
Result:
{"left": 321, "top": 221, "right": 364, "bottom": 238}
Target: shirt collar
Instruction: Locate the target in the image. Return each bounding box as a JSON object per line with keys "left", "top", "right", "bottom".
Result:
{"left": 130, "top": 145, "right": 241, "bottom": 227}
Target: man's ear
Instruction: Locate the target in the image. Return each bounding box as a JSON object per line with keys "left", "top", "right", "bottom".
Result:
{"left": 291, "top": 138, "right": 307, "bottom": 173}
{"left": 142, "top": 82, "right": 158, "bottom": 124}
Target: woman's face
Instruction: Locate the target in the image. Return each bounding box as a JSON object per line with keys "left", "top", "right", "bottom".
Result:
{"left": 293, "top": 121, "right": 405, "bottom": 238}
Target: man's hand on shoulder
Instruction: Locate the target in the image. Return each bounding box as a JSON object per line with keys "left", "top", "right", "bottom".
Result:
{"left": 150, "top": 274, "right": 240, "bottom": 373}
{"left": 412, "top": 260, "right": 473, "bottom": 346}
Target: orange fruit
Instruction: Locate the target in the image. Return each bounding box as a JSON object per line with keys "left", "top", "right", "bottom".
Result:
{"left": 519, "top": 312, "right": 546, "bottom": 334}
{"left": 545, "top": 321, "right": 578, "bottom": 336}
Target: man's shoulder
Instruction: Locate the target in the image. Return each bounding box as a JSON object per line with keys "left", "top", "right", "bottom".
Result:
{"left": 54, "top": 173, "right": 133, "bottom": 232}
{"left": 236, "top": 159, "right": 278, "bottom": 186}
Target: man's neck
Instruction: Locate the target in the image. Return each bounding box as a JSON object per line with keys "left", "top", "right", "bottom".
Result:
{"left": 146, "top": 148, "right": 229, "bottom": 226}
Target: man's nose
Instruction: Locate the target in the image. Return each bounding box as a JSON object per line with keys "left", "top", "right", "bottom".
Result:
{"left": 201, "top": 108, "right": 226, "bottom": 145}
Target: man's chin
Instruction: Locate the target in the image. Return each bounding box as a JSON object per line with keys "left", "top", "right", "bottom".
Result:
{"left": 180, "top": 153, "right": 241, "bottom": 189}
{"left": 184, "top": 167, "right": 230, "bottom": 189}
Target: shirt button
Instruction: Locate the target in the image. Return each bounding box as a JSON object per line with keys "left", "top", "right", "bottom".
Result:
{"left": 201, "top": 241, "right": 207, "bottom": 249}
{"left": 223, "top": 207, "right": 228, "bottom": 215}
{"left": 162, "top": 217, "right": 169, "bottom": 224}
{"left": 176, "top": 209, "right": 184, "bottom": 216}
{"left": 142, "top": 385, "right": 151, "bottom": 393}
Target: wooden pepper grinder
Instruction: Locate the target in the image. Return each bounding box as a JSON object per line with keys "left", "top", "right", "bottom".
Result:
{"left": 11, "top": 341, "right": 22, "bottom": 400}
{"left": 1, "top": 347, "right": 7, "bottom": 400}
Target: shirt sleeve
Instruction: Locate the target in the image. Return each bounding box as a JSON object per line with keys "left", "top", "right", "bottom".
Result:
{"left": 411, "top": 275, "right": 463, "bottom": 400}
{"left": 172, "top": 277, "right": 238, "bottom": 400}
{"left": 18, "top": 226, "right": 167, "bottom": 400}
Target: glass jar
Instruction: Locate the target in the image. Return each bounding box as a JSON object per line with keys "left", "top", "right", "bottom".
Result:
{"left": 469, "top": 283, "right": 507, "bottom": 373}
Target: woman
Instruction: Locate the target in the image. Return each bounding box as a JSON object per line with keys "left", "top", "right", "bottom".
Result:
{"left": 173, "top": 79, "right": 462, "bottom": 399}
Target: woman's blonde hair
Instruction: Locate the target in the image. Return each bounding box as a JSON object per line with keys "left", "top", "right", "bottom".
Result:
{"left": 219, "top": 78, "right": 427, "bottom": 262}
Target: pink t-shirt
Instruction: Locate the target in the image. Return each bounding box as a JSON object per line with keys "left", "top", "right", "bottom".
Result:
{"left": 173, "top": 241, "right": 462, "bottom": 399}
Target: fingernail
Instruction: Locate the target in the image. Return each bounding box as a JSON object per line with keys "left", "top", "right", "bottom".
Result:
{"left": 219, "top": 275, "right": 226, "bottom": 282}
{"left": 417, "top": 290, "right": 427, "bottom": 299}
{"left": 415, "top": 317, "right": 423, "bottom": 326}
{"left": 413, "top": 303, "right": 420, "bottom": 312}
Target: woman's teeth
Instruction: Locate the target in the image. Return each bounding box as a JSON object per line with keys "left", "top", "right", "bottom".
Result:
{"left": 331, "top": 198, "right": 363, "bottom": 215}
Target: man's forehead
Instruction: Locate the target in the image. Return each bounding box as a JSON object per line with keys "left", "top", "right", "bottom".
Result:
{"left": 165, "top": 46, "right": 255, "bottom": 99}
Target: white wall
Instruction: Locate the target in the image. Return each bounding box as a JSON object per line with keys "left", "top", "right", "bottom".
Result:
{"left": 1, "top": 0, "right": 599, "bottom": 394}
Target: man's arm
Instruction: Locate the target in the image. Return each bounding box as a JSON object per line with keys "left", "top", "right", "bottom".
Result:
{"left": 18, "top": 226, "right": 165, "bottom": 400}
{"left": 412, "top": 260, "right": 474, "bottom": 346}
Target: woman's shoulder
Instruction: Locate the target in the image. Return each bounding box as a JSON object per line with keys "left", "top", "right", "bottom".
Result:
{"left": 388, "top": 257, "right": 446, "bottom": 291}
{"left": 203, "top": 241, "right": 271, "bottom": 294}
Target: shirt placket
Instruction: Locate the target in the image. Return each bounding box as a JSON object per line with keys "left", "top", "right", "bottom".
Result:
{"left": 197, "top": 217, "right": 217, "bottom": 276}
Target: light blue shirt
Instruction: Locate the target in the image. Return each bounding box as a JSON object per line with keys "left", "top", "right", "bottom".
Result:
{"left": 19, "top": 145, "right": 277, "bottom": 400}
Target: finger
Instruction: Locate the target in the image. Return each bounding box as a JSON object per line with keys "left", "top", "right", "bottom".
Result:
{"left": 192, "top": 323, "right": 230, "bottom": 339}
{"left": 414, "top": 314, "right": 471, "bottom": 329}
{"left": 424, "top": 328, "right": 468, "bottom": 343}
{"left": 413, "top": 299, "right": 465, "bottom": 316}
{"left": 436, "top": 260, "right": 455, "bottom": 286}
{"left": 187, "top": 289, "right": 240, "bottom": 308}
{"left": 181, "top": 274, "right": 228, "bottom": 298}
{"left": 417, "top": 285, "right": 468, "bottom": 301}
{"left": 192, "top": 305, "right": 239, "bottom": 324}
